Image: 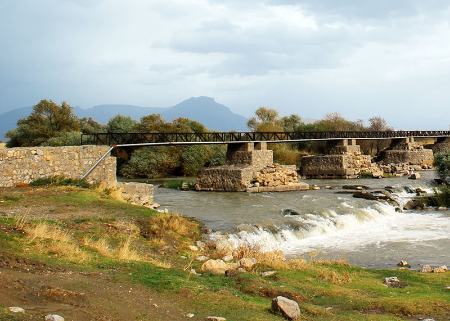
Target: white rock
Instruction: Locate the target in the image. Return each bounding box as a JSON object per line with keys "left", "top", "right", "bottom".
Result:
{"left": 196, "top": 255, "right": 209, "bottom": 262}
{"left": 262, "top": 271, "right": 277, "bottom": 277}
{"left": 45, "top": 315, "right": 65, "bottom": 321}
{"left": 239, "top": 258, "right": 257, "bottom": 271}
{"left": 271, "top": 296, "right": 301, "bottom": 320}
{"left": 8, "top": 307, "right": 25, "bottom": 313}
{"left": 188, "top": 245, "right": 199, "bottom": 252}
{"left": 205, "top": 317, "right": 226, "bottom": 321}
{"left": 201, "top": 259, "right": 229, "bottom": 275}
{"left": 222, "top": 255, "right": 233, "bottom": 262}
{"left": 384, "top": 277, "right": 401, "bottom": 288}
{"left": 433, "top": 265, "right": 448, "bottom": 273}
{"left": 186, "top": 313, "right": 195, "bottom": 318}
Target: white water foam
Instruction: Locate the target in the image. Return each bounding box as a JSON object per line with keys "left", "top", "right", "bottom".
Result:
{"left": 226, "top": 201, "right": 450, "bottom": 256}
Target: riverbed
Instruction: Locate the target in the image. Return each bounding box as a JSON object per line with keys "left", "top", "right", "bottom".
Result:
{"left": 130, "top": 172, "right": 450, "bottom": 269}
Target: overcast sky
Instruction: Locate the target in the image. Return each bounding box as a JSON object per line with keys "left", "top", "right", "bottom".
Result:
{"left": 1, "top": 0, "right": 449, "bottom": 129}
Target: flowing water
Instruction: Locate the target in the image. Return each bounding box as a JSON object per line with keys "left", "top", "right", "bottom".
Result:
{"left": 136, "top": 172, "right": 450, "bottom": 268}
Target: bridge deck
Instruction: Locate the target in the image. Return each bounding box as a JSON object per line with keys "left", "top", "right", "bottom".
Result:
{"left": 81, "top": 131, "right": 450, "bottom": 146}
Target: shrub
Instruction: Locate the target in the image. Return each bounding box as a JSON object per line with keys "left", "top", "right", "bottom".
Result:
{"left": 434, "top": 151, "right": 450, "bottom": 183}
{"left": 120, "top": 147, "right": 180, "bottom": 178}
{"left": 45, "top": 131, "right": 81, "bottom": 146}
{"left": 30, "top": 176, "right": 90, "bottom": 188}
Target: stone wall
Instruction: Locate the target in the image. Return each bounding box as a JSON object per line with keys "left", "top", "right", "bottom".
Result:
{"left": 432, "top": 138, "right": 450, "bottom": 154}
{"left": 117, "top": 182, "right": 154, "bottom": 207}
{"left": 0, "top": 145, "right": 116, "bottom": 188}
{"left": 195, "top": 165, "right": 254, "bottom": 192}
{"left": 381, "top": 149, "right": 434, "bottom": 167}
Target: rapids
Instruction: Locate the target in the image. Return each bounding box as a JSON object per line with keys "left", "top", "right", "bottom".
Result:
{"left": 146, "top": 172, "right": 450, "bottom": 268}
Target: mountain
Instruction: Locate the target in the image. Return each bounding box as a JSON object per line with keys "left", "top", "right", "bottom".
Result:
{"left": 0, "top": 97, "right": 248, "bottom": 140}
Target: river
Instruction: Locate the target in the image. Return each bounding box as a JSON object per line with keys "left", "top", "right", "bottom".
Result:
{"left": 128, "top": 172, "right": 450, "bottom": 269}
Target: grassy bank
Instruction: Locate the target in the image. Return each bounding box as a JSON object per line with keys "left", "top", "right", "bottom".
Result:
{"left": 0, "top": 186, "right": 449, "bottom": 321}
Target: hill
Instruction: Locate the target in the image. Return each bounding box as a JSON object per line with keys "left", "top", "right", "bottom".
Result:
{"left": 0, "top": 97, "right": 248, "bottom": 140}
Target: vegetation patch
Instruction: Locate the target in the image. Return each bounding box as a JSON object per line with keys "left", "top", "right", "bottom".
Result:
{"left": 30, "top": 176, "right": 90, "bottom": 188}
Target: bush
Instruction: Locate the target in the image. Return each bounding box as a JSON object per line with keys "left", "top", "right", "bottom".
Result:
{"left": 121, "top": 145, "right": 226, "bottom": 178}
{"left": 272, "top": 144, "right": 301, "bottom": 166}
{"left": 120, "top": 147, "right": 180, "bottom": 178}
{"left": 30, "top": 176, "right": 90, "bottom": 188}
{"left": 434, "top": 151, "right": 450, "bottom": 183}
{"left": 45, "top": 131, "right": 81, "bottom": 146}
{"left": 181, "top": 145, "right": 226, "bottom": 176}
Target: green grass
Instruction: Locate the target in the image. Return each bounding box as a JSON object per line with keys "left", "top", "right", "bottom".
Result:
{"left": 0, "top": 187, "right": 449, "bottom": 321}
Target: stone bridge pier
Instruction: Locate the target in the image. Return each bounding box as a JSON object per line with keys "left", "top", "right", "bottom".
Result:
{"left": 195, "top": 142, "right": 309, "bottom": 192}
{"left": 301, "top": 139, "right": 383, "bottom": 179}
{"left": 380, "top": 137, "right": 434, "bottom": 168}
{"left": 432, "top": 137, "right": 450, "bottom": 154}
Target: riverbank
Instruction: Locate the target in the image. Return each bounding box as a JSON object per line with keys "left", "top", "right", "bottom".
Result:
{"left": 0, "top": 186, "right": 449, "bottom": 321}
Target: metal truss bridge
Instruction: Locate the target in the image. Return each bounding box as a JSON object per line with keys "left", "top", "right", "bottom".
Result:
{"left": 81, "top": 131, "right": 450, "bottom": 147}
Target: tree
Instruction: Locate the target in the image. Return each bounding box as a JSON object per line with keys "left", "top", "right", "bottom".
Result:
{"left": 368, "top": 117, "right": 392, "bottom": 131}
{"left": 171, "top": 118, "right": 208, "bottom": 133}
{"left": 6, "top": 100, "right": 80, "bottom": 147}
{"left": 135, "top": 114, "right": 167, "bottom": 132}
{"left": 106, "top": 115, "right": 137, "bottom": 133}
{"left": 280, "top": 114, "right": 303, "bottom": 132}
{"left": 435, "top": 151, "right": 450, "bottom": 183}
{"left": 80, "top": 117, "right": 106, "bottom": 134}
{"left": 247, "top": 107, "right": 283, "bottom": 132}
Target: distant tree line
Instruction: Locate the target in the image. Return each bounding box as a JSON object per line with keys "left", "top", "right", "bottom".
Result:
{"left": 6, "top": 99, "right": 393, "bottom": 178}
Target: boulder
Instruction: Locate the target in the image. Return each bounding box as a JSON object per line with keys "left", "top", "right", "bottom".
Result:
{"left": 201, "top": 259, "right": 238, "bottom": 275}
{"left": 196, "top": 256, "right": 209, "bottom": 262}
{"left": 403, "top": 200, "right": 423, "bottom": 211}
{"left": 409, "top": 172, "right": 421, "bottom": 180}
{"left": 8, "top": 307, "right": 25, "bottom": 313}
{"left": 201, "top": 259, "right": 230, "bottom": 275}
{"left": 45, "top": 315, "right": 65, "bottom": 321}
{"left": 222, "top": 255, "right": 233, "bottom": 262}
{"left": 239, "top": 258, "right": 257, "bottom": 271}
{"left": 271, "top": 296, "right": 301, "bottom": 320}
{"left": 397, "top": 260, "right": 410, "bottom": 268}
{"left": 384, "top": 277, "right": 402, "bottom": 288}
{"left": 343, "top": 185, "right": 370, "bottom": 190}
{"left": 433, "top": 265, "right": 448, "bottom": 273}
{"left": 188, "top": 245, "right": 199, "bottom": 252}
{"left": 420, "top": 265, "right": 433, "bottom": 273}
{"left": 205, "top": 317, "right": 226, "bottom": 321}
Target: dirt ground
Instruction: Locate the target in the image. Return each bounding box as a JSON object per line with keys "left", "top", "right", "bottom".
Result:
{"left": 0, "top": 254, "right": 194, "bottom": 321}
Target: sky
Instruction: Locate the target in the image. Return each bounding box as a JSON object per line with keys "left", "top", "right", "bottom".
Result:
{"left": 1, "top": 0, "right": 450, "bottom": 129}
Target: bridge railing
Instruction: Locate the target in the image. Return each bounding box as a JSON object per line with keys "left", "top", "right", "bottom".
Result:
{"left": 81, "top": 131, "right": 450, "bottom": 146}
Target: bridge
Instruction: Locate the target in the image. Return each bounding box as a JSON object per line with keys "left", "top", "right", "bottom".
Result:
{"left": 81, "top": 130, "right": 450, "bottom": 146}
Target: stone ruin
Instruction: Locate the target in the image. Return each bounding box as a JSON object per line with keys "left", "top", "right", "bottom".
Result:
{"left": 301, "top": 137, "right": 437, "bottom": 179}
{"left": 195, "top": 142, "right": 309, "bottom": 192}
{"left": 301, "top": 139, "right": 383, "bottom": 179}
{"left": 379, "top": 137, "right": 434, "bottom": 175}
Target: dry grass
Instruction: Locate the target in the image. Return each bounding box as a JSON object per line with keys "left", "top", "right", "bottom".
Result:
{"left": 117, "top": 236, "right": 142, "bottom": 261}
{"left": 107, "top": 220, "right": 140, "bottom": 237}
{"left": 140, "top": 213, "right": 199, "bottom": 239}
{"left": 83, "top": 237, "right": 113, "bottom": 257}
{"left": 26, "top": 223, "right": 73, "bottom": 243}
{"left": 14, "top": 211, "right": 29, "bottom": 231}
{"left": 317, "top": 268, "right": 351, "bottom": 285}
{"left": 83, "top": 235, "right": 170, "bottom": 268}
{"left": 232, "top": 245, "right": 289, "bottom": 270}
{"left": 25, "top": 223, "right": 88, "bottom": 263}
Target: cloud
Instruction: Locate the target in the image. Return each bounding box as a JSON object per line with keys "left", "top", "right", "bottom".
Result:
{"left": 0, "top": 0, "right": 449, "bottom": 129}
